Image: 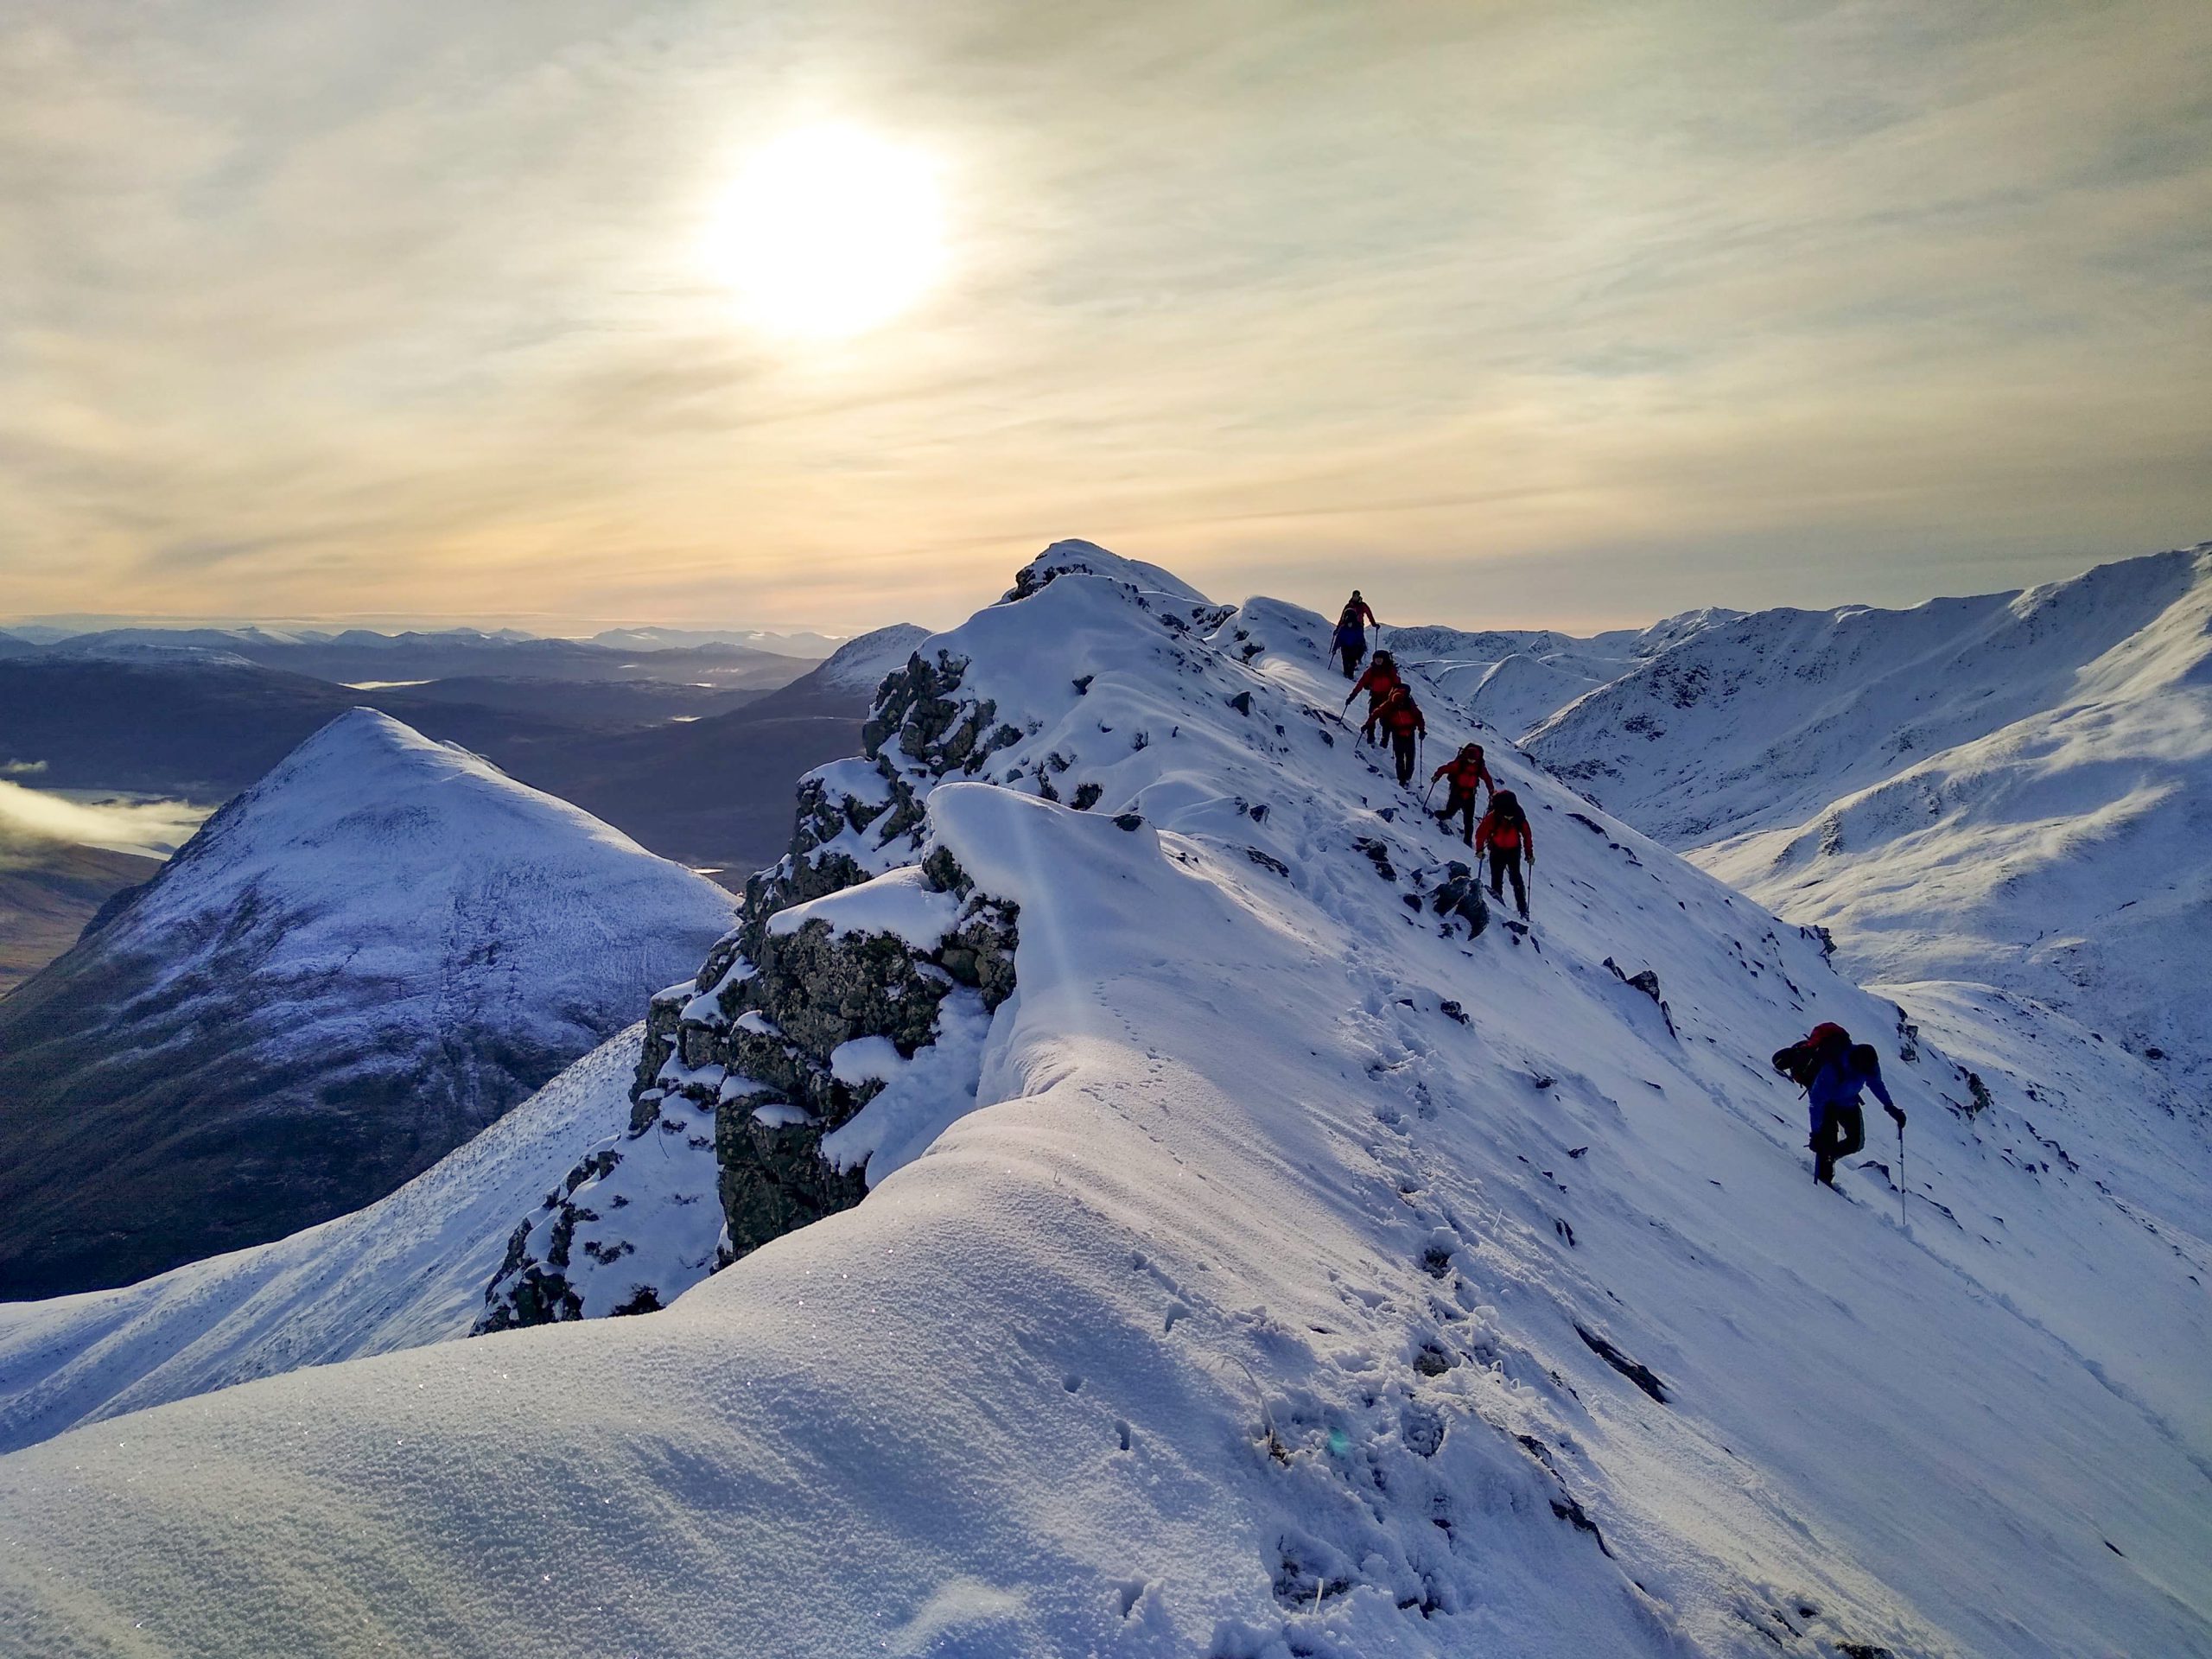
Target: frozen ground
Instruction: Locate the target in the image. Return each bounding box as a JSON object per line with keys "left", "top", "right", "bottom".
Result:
{"left": 0, "top": 548, "right": 2204, "bottom": 1656}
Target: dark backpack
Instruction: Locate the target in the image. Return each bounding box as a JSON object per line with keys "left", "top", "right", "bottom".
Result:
{"left": 1771, "top": 1021, "right": 1851, "bottom": 1089}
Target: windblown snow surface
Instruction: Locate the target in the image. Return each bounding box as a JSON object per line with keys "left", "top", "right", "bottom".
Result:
{"left": 1, "top": 546, "right": 2206, "bottom": 1656}
{"left": 810, "top": 622, "right": 932, "bottom": 692}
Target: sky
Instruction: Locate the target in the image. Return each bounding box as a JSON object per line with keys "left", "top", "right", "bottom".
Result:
{"left": 3, "top": 0, "right": 2209, "bottom": 634}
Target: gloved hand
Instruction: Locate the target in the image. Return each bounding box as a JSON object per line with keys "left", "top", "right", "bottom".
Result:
{"left": 1885, "top": 1103, "right": 1907, "bottom": 1128}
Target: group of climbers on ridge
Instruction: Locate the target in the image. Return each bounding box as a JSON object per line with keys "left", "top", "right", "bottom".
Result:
{"left": 1333, "top": 591, "right": 1532, "bottom": 918}
{"left": 1330, "top": 589, "right": 1901, "bottom": 1187}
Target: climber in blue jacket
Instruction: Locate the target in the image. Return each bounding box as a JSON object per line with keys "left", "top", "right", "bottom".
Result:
{"left": 1807, "top": 1039, "right": 1904, "bottom": 1187}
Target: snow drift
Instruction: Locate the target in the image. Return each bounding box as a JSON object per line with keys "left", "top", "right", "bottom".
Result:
{"left": 0, "top": 545, "right": 2205, "bottom": 1656}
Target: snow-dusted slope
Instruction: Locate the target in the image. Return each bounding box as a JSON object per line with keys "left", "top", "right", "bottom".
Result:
{"left": 1698, "top": 558, "right": 2212, "bottom": 1098}
{"left": 0, "top": 1031, "right": 642, "bottom": 1453}
{"left": 0, "top": 709, "right": 734, "bottom": 1297}
{"left": 1, "top": 552, "right": 2205, "bottom": 1656}
{"left": 1526, "top": 545, "right": 2212, "bottom": 1099}
{"left": 809, "top": 621, "right": 931, "bottom": 692}
{"left": 1384, "top": 611, "right": 1740, "bottom": 741}
{"left": 1525, "top": 547, "right": 2205, "bottom": 846}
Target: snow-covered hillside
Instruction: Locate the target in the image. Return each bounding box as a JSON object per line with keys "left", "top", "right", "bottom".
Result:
{"left": 1524, "top": 547, "right": 2205, "bottom": 848}
{"left": 809, "top": 621, "right": 931, "bottom": 691}
{"left": 0, "top": 709, "right": 734, "bottom": 1297}
{"left": 0, "top": 1031, "right": 646, "bottom": 1453}
{"left": 1383, "top": 609, "right": 1743, "bottom": 741}
{"left": 1524, "top": 545, "right": 2212, "bottom": 1100}
{"left": 1, "top": 547, "right": 2205, "bottom": 1656}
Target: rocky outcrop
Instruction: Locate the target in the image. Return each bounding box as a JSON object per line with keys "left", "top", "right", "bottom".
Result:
{"left": 474, "top": 1063, "right": 722, "bottom": 1333}
{"left": 482, "top": 640, "right": 1031, "bottom": 1329}
{"left": 642, "top": 854, "right": 1019, "bottom": 1265}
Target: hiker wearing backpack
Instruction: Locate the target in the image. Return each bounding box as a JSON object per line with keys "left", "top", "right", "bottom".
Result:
{"left": 1430, "top": 742, "right": 1496, "bottom": 844}
{"left": 1375, "top": 683, "right": 1425, "bottom": 785}
{"left": 1333, "top": 591, "right": 1379, "bottom": 678}
{"left": 1771, "top": 1023, "right": 1907, "bottom": 1187}
{"left": 1473, "top": 789, "right": 1533, "bottom": 918}
{"left": 1344, "top": 651, "right": 1402, "bottom": 745}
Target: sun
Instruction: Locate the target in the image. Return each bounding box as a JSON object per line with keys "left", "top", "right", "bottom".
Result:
{"left": 705, "top": 125, "right": 946, "bottom": 341}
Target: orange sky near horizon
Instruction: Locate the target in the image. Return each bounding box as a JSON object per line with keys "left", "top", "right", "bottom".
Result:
{"left": 3, "top": 1, "right": 2209, "bottom": 636}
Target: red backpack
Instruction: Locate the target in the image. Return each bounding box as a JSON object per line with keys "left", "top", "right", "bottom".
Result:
{"left": 1771, "top": 1022, "right": 1850, "bottom": 1089}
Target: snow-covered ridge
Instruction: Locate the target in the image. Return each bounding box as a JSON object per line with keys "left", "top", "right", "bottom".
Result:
{"left": 1524, "top": 544, "right": 2208, "bottom": 845}
{"left": 1, "top": 551, "right": 2205, "bottom": 1656}
{"left": 808, "top": 621, "right": 931, "bottom": 692}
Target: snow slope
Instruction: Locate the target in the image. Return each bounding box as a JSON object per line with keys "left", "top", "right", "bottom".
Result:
{"left": 1381, "top": 610, "right": 1744, "bottom": 744}
{"left": 1525, "top": 547, "right": 2205, "bottom": 847}
{"left": 809, "top": 622, "right": 931, "bottom": 692}
{"left": 0, "top": 709, "right": 734, "bottom": 1296}
{"left": 0, "top": 1031, "right": 640, "bottom": 1454}
{"left": 1, "top": 551, "right": 2206, "bottom": 1656}
{"left": 1526, "top": 545, "right": 2212, "bottom": 1100}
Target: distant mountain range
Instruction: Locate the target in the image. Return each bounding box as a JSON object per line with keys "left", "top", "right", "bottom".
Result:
{"left": 30, "top": 625, "right": 817, "bottom": 689}
{"left": 0, "top": 622, "right": 928, "bottom": 885}
{"left": 2, "top": 620, "right": 840, "bottom": 655}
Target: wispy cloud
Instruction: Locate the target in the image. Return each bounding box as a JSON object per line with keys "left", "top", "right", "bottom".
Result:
{"left": 1, "top": 0, "right": 2206, "bottom": 632}
{"left": 0, "top": 780, "right": 212, "bottom": 858}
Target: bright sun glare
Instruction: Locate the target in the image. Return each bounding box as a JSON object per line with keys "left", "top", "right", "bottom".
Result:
{"left": 706, "top": 125, "right": 946, "bottom": 340}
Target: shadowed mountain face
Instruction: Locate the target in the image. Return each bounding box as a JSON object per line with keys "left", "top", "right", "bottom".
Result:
{"left": 512, "top": 671, "right": 874, "bottom": 880}
{"left": 0, "top": 710, "right": 734, "bottom": 1299}
{"left": 489, "top": 628, "right": 927, "bottom": 879}
{"left": 0, "top": 843, "right": 162, "bottom": 995}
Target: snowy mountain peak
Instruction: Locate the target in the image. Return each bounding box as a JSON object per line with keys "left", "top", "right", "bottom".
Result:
{"left": 1001, "top": 537, "right": 1213, "bottom": 605}
{"left": 0, "top": 707, "right": 734, "bottom": 1297}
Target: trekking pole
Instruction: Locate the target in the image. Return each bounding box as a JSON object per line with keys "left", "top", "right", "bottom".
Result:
{"left": 1896, "top": 1118, "right": 1907, "bottom": 1227}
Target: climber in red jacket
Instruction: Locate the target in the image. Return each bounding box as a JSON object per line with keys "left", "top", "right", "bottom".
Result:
{"left": 1430, "top": 741, "right": 1496, "bottom": 844}
{"left": 1375, "top": 684, "right": 1426, "bottom": 785}
{"left": 1343, "top": 650, "right": 1401, "bottom": 745}
{"left": 1474, "top": 788, "right": 1534, "bottom": 918}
